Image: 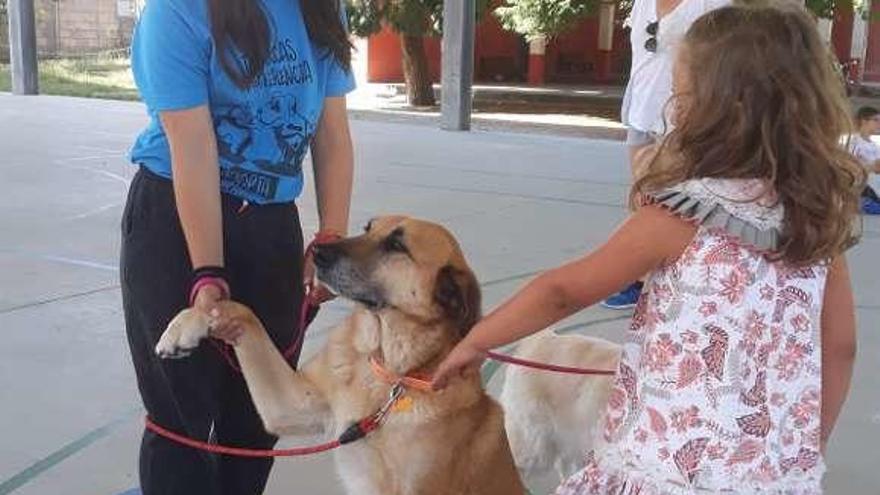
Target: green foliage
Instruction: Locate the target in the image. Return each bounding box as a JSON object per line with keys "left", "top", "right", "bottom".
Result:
{"left": 495, "top": 0, "right": 598, "bottom": 41}
{"left": 804, "top": 0, "right": 870, "bottom": 19}
{"left": 345, "top": 0, "right": 385, "bottom": 37}
{"left": 851, "top": 0, "right": 872, "bottom": 20}
{"left": 806, "top": 0, "right": 835, "bottom": 19}
{"left": 385, "top": 0, "right": 445, "bottom": 36}
{"left": 345, "top": 0, "right": 490, "bottom": 38}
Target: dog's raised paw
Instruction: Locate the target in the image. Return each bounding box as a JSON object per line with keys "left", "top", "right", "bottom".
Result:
{"left": 154, "top": 309, "right": 211, "bottom": 360}
{"left": 155, "top": 343, "right": 193, "bottom": 359}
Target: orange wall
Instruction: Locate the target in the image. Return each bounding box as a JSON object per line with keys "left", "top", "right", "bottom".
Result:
{"left": 366, "top": 10, "right": 629, "bottom": 84}
{"left": 367, "top": 29, "right": 442, "bottom": 83}
{"left": 474, "top": 8, "right": 524, "bottom": 81}
{"left": 545, "top": 18, "right": 600, "bottom": 82}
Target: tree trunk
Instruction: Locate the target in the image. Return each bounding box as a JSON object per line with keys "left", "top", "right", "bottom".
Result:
{"left": 400, "top": 34, "right": 435, "bottom": 107}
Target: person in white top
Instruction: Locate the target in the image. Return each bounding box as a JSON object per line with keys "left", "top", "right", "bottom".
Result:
{"left": 623, "top": 0, "right": 729, "bottom": 157}
{"left": 845, "top": 106, "right": 880, "bottom": 209}
{"left": 604, "top": 0, "right": 729, "bottom": 309}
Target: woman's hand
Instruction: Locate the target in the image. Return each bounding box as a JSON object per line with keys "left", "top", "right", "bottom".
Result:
{"left": 193, "top": 285, "right": 243, "bottom": 345}
{"left": 431, "top": 339, "right": 487, "bottom": 391}
{"left": 304, "top": 256, "right": 336, "bottom": 304}
{"left": 311, "top": 96, "right": 353, "bottom": 291}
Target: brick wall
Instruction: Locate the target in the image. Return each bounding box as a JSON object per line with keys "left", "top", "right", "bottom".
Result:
{"left": 34, "top": 0, "right": 135, "bottom": 56}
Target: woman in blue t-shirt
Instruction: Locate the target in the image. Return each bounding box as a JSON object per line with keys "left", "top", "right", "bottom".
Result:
{"left": 121, "top": 0, "right": 355, "bottom": 493}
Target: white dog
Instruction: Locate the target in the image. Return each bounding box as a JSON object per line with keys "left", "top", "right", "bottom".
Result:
{"left": 500, "top": 331, "right": 621, "bottom": 482}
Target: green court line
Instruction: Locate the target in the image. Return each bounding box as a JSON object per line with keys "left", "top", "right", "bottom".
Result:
{"left": 0, "top": 407, "right": 140, "bottom": 495}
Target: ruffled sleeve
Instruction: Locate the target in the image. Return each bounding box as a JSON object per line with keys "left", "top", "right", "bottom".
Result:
{"left": 645, "top": 179, "right": 784, "bottom": 252}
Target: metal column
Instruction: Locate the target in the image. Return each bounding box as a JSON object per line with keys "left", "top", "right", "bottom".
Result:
{"left": 7, "top": 0, "right": 39, "bottom": 95}
{"left": 441, "top": 0, "right": 475, "bottom": 131}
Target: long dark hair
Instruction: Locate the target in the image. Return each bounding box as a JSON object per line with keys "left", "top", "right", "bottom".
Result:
{"left": 208, "top": 0, "right": 353, "bottom": 88}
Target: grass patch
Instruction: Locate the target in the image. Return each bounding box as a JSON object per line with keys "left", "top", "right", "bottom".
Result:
{"left": 0, "top": 54, "right": 139, "bottom": 101}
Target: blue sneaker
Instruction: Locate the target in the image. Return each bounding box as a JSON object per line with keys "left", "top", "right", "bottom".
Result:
{"left": 863, "top": 197, "right": 880, "bottom": 215}
{"left": 601, "top": 282, "right": 643, "bottom": 310}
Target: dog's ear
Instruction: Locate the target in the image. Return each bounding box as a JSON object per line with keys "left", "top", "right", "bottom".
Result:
{"left": 433, "top": 265, "right": 482, "bottom": 337}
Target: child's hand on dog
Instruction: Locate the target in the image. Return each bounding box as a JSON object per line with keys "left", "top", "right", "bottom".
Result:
{"left": 432, "top": 339, "right": 486, "bottom": 390}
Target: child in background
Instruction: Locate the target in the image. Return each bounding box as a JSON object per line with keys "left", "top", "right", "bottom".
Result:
{"left": 433, "top": 2, "right": 862, "bottom": 493}
{"left": 845, "top": 106, "right": 880, "bottom": 214}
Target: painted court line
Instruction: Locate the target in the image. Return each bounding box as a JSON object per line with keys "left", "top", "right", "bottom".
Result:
{"left": 375, "top": 178, "right": 625, "bottom": 209}
{"left": 0, "top": 408, "right": 140, "bottom": 495}
{"left": 387, "top": 160, "right": 631, "bottom": 187}
{"left": 0, "top": 248, "right": 118, "bottom": 272}
{"left": 35, "top": 254, "right": 119, "bottom": 272}
{"left": 65, "top": 202, "right": 122, "bottom": 221}
{"left": 0, "top": 285, "right": 120, "bottom": 315}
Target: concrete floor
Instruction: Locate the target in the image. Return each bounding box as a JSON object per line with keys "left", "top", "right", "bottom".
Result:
{"left": 0, "top": 94, "right": 878, "bottom": 495}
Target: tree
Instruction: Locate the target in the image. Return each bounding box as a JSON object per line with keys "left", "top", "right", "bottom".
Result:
{"left": 805, "top": 0, "right": 873, "bottom": 19}
{"left": 346, "top": 0, "right": 444, "bottom": 106}
{"left": 346, "top": 0, "right": 489, "bottom": 106}
{"left": 494, "top": 0, "right": 598, "bottom": 41}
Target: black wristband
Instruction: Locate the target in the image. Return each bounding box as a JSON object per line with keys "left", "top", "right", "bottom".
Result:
{"left": 190, "top": 266, "right": 230, "bottom": 293}
{"left": 191, "top": 265, "right": 228, "bottom": 280}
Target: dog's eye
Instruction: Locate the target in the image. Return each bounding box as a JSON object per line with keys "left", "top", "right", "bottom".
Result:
{"left": 383, "top": 236, "right": 408, "bottom": 254}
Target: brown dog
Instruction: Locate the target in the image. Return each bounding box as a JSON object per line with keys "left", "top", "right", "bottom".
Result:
{"left": 155, "top": 216, "right": 525, "bottom": 495}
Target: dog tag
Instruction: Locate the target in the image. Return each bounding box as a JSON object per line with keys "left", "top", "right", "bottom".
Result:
{"left": 390, "top": 396, "right": 414, "bottom": 413}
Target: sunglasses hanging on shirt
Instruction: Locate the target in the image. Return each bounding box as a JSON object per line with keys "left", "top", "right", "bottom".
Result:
{"left": 645, "top": 20, "right": 659, "bottom": 53}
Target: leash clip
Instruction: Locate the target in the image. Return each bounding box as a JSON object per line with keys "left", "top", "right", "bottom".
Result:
{"left": 373, "top": 382, "right": 405, "bottom": 424}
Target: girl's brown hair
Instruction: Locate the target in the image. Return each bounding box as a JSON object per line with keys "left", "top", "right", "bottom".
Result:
{"left": 633, "top": 0, "right": 865, "bottom": 265}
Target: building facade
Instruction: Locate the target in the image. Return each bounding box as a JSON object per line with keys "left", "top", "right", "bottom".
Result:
{"left": 364, "top": 1, "right": 880, "bottom": 87}
{"left": 365, "top": 2, "right": 630, "bottom": 85}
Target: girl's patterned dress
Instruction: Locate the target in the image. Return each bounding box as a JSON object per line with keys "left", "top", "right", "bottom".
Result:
{"left": 557, "top": 179, "right": 827, "bottom": 494}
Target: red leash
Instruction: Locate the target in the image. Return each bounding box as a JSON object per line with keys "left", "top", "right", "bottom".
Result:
{"left": 145, "top": 417, "right": 342, "bottom": 457}
{"left": 145, "top": 383, "right": 405, "bottom": 458}
{"left": 486, "top": 351, "right": 616, "bottom": 376}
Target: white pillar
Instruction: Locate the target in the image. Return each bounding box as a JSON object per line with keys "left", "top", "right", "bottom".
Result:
{"left": 529, "top": 37, "right": 547, "bottom": 56}
{"left": 817, "top": 18, "right": 833, "bottom": 44}
{"left": 598, "top": 1, "right": 615, "bottom": 52}
{"left": 852, "top": 7, "right": 869, "bottom": 62}
{"left": 352, "top": 37, "right": 370, "bottom": 88}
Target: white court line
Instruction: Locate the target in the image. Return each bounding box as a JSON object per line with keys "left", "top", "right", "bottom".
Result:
{"left": 75, "top": 144, "right": 125, "bottom": 155}
{"left": 54, "top": 160, "right": 131, "bottom": 186}
{"left": 90, "top": 130, "right": 137, "bottom": 139}
{"left": 32, "top": 254, "right": 118, "bottom": 271}
{"left": 65, "top": 154, "right": 125, "bottom": 162}
{"left": 0, "top": 248, "right": 118, "bottom": 272}
{"left": 64, "top": 202, "right": 121, "bottom": 220}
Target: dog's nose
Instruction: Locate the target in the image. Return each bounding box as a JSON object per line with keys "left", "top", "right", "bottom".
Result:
{"left": 312, "top": 244, "right": 341, "bottom": 269}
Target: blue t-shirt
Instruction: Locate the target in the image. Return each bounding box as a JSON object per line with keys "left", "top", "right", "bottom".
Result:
{"left": 129, "top": 0, "right": 355, "bottom": 204}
